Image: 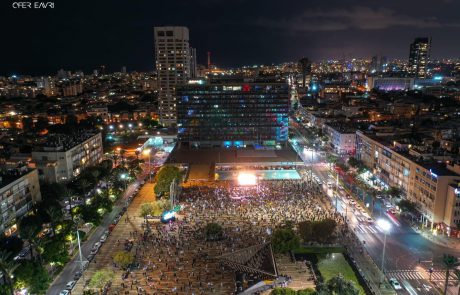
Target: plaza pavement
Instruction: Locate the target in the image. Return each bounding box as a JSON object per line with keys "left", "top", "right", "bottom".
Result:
{"left": 72, "top": 182, "right": 155, "bottom": 294}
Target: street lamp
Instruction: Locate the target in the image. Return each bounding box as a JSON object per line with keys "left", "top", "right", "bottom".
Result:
{"left": 120, "top": 173, "right": 128, "bottom": 191}
{"left": 143, "top": 148, "right": 152, "bottom": 182}
{"left": 377, "top": 218, "right": 392, "bottom": 284}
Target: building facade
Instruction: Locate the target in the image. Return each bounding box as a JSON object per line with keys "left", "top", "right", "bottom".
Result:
{"left": 324, "top": 123, "right": 356, "bottom": 154}
{"left": 0, "top": 167, "right": 41, "bottom": 235}
{"left": 356, "top": 131, "right": 460, "bottom": 228}
{"left": 177, "top": 78, "right": 289, "bottom": 148}
{"left": 366, "top": 77, "right": 415, "bottom": 91}
{"left": 409, "top": 37, "right": 431, "bottom": 78}
{"left": 154, "top": 26, "right": 191, "bottom": 126}
{"left": 32, "top": 132, "right": 103, "bottom": 183}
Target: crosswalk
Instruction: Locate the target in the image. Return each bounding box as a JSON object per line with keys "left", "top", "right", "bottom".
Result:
{"left": 386, "top": 269, "right": 451, "bottom": 282}
{"left": 355, "top": 224, "right": 380, "bottom": 234}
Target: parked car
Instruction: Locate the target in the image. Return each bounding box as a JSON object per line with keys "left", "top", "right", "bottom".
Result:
{"left": 65, "top": 280, "right": 76, "bottom": 290}
{"left": 14, "top": 248, "right": 30, "bottom": 261}
{"left": 366, "top": 217, "right": 374, "bottom": 224}
{"left": 389, "top": 278, "right": 402, "bottom": 290}
{"left": 90, "top": 248, "right": 98, "bottom": 255}
{"left": 92, "top": 242, "right": 101, "bottom": 249}
{"left": 59, "top": 290, "right": 70, "bottom": 295}
{"left": 100, "top": 234, "right": 108, "bottom": 243}
{"left": 74, "top": 271, "right": 82, "bottom": 280}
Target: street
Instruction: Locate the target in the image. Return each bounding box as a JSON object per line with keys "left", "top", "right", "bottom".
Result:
{"left": 291, "top": 123, "right": 460, "bottom": 295}
{"left": 46, "top": 181, "right": 140, "bottom": 295}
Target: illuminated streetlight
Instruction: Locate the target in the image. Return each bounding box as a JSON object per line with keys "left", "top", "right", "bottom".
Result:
{"left": 377, "top": 219, "right": 392, "bottom": 283}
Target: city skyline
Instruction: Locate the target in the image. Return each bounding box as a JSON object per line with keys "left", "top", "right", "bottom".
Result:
{"left": 2, "top": 0, "right": 460, "bottom": 75}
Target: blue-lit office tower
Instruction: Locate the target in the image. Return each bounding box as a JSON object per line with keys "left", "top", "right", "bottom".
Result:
{"left": 176, "top": 78, "right": 289, "bottom": 148}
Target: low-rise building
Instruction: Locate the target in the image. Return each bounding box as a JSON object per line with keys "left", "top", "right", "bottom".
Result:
{"left": 324, "top": 123, "right": 356, "bottom": 154}
{"left": 32, "top": 132, "right": 103, "bottom": 183}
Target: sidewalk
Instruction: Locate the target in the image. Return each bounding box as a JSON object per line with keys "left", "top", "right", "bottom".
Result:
{"left": 413, "top": 226, "right": 460, "bottom": 250}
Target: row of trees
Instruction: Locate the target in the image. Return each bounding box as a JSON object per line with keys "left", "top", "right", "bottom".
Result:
{"left": 154, "top": 165, "right": 183, "bottom": 196}
{"left": 272, "top": 219, "right": 337, "bottom": 254}
{"left": 0, "top": 156, "right": 141, "bottom": 294}
{"left": 271, "top": 274, "right": 360, "bottom": 295}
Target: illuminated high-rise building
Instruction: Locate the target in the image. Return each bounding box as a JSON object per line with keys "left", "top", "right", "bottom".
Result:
{"left": 409, "top": 37, "right": 431, "bottom": 78}
{"left": 177, "top": 77, "right": 289, "bottom": 148}
{"left": 154, "top": 26, "right": 191, "bottom": 126}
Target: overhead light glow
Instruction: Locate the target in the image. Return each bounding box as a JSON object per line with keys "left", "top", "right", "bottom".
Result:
{"left": 237, "top": 172, "right": 257, "bottom": 186}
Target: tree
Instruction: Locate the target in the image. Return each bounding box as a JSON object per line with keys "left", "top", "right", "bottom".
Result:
{"left": 139, "top": 203, "right": 154, "bottom": 218}
{"left": 326, "top": 155, "right": 338, "bottom": 169}
{"left": 296, "top": 289, "right": 317, "bottom": 295}
{"left": 347, "top": 157, "right": 361, "bottom": 168}
{"left": 18, "top": 215, "right": 42, "bottom": 261}
{"left": 14, "top": 261, "right": 50, "bottom": 294}
{"left": 88, "top": 269, "right": 115, "bottom": 292}
{"left": 397, "top": 200, "right": 417, "bottom": 213}
{"left": 387, "top": 186, "right": 402, "bottom": 198}
{"left": 0, "top": 236, "right": 24, "bottom": 256}
{"left": 80, "top": 204, "right": 103, "bottom": 226}
{"left": 321, "top": 275, "right": 359, "bottom": 295}
{"left": 42, "top": 238, "right": 69, "bottom": 266}
{"left": 113, "top": 251, "right": 134, "bottom": 269}
{"left": 272, "top": 228, "right": 300, "bottom": 254}
{"left": 45, "top": 206, "right": 63, "bottom": 236}
{"left": 271, "top": 287, "right": 297, "bottom": 295}
{"left": 443, "top": 254, "right": 460, "bottom": 295}
{"left": 205, "top": 223, "right": 223, "bottom": 241}
{"left": 154, "top": 165, "right": 182, "bottom": 195}
{"left": 0, "top": 251, "right": 19, "bottom": 295}
{"left": 298, "top": 219, "right": 337, "bottom": 243}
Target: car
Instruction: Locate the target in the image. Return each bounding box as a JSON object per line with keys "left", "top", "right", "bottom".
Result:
{"left": 376, "top": 195, "right": 383, "bottom": 199}
{"left": 90, "top": 248, "right": 98, "bottom": 255}
{"left": 389, "top": 278, "right": 402, "bottom": 290}
{"left": 350, "top": 200, "right": 356, "bottom": 205}
{"left": 74, "top": 270, "right": 82, "bottom": 280}
{"left": 100, "top": 234, "right": 108, "bottom": 243}
{"left": 92, "top": 242, "right": 101, "bottom": 249}
{"left": 59, "top": 290, "right": 70, "bottom": 295}
{"left": 388, "top": 208, "right": 397, "bottom": 214}
{"left": 385, "top": 202, "right": 393, "bottom": 208}
{"left": 14, "top": 248, "right": 30, "bottom": 261}
{"left": 87, "top": 253, "right": 94, "bottom": 261}
{"left": 366, "top": 217, "right": 374, "bottom": 223}
{"left": 65, "top": 280, "right": 76, "bottom": 290}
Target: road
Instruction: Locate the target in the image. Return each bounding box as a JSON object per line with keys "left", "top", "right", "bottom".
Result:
{"left": 46, "top": 181, "right": 140, "bottom": 295}
{"left": 291, "top": 123, "right": 460, "bottom": 295}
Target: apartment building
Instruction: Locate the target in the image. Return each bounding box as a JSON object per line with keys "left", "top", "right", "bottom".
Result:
{"left": 32, "top": 132, "right": 103, "bottom": 183}
{"left": 356, "top": 130, "right": 460, "bottom": 229}
{"left": 0, "top": 166, "right": 41, "bottom": 235}
{"left": 323, "top": 123, "right": 356, "bottom": 155}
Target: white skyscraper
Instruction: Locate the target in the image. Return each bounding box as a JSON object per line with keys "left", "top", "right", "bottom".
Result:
{"left": 154, "top": 26, "right": 191, "bottom": 125}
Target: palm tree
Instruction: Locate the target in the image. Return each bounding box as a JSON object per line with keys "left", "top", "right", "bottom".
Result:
{"left": 443, "top": 254, "right": 460, "bottom": 295}
{"left": 18, "top": 215, "right": 42, "bottom": 261}
{"left": 79, "top": 179, "right": 92, "bottom": 201}
{"left": 63, "top": 188, "right": 75, "bottom": 224}
{"left": 0, "top": 251, "right": 19, "bottom": 295}
{"left": 45, "top": 206, "right": 63, "bottom": 236}
{"left": 452, "top": 268, "right": 460, "bottom": 295}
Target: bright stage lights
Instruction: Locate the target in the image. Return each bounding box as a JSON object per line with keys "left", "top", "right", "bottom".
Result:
{"left": 237, "top": 172, "right": 257, "bottom": 186}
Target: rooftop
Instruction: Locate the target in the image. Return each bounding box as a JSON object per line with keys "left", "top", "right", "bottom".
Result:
{"left": 0, "top": 166, "right": 35, "bottom": 189}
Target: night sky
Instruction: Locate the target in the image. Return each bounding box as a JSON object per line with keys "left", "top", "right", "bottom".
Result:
{"left": 1, "top": 0, "right": 460, "bottom": 75}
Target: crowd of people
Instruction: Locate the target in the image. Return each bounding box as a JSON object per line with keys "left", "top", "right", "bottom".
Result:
{"left": 111, "top": 178, "right": 346, "bottom": 294}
